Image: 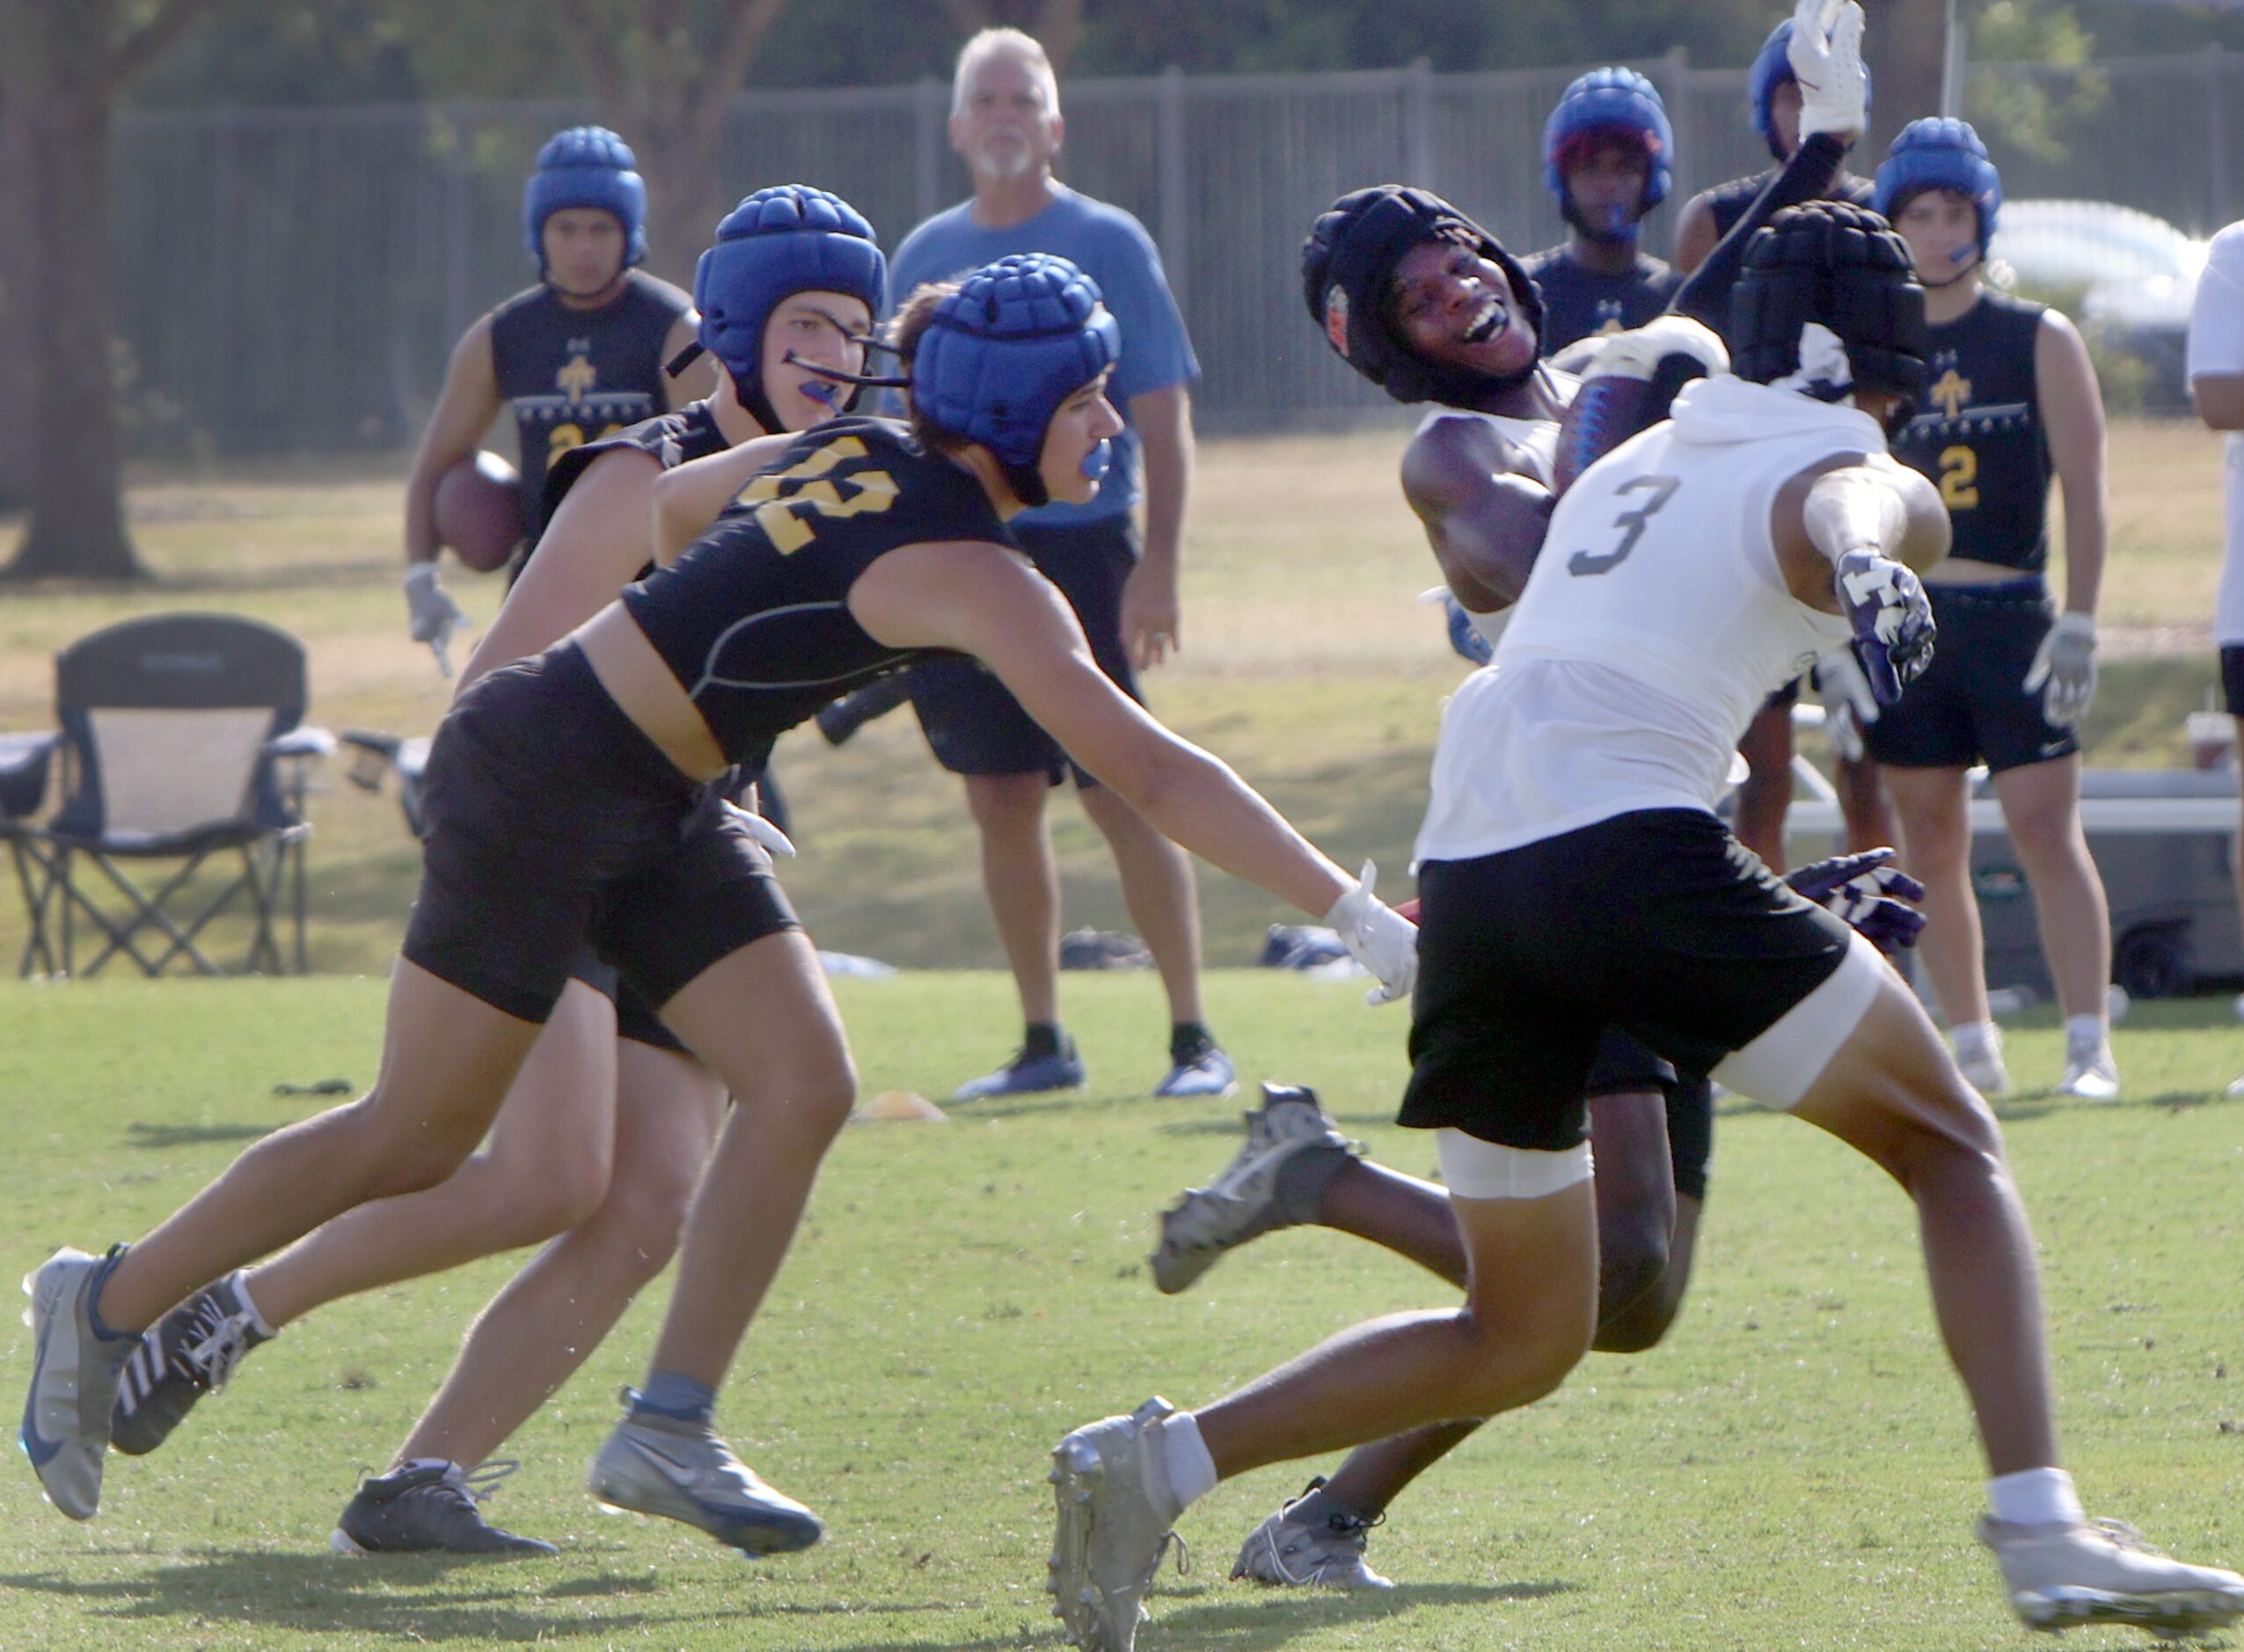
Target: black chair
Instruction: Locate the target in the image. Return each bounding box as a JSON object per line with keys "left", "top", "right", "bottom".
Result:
{"left": 1, "top": 614, "right": 329, "bottom": 977}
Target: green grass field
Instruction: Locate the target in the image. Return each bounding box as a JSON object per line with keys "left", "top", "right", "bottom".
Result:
{"left": 3, "top": 977, "right": 2243, "bottom": 1649}
{"left": 0, "top": 419, "right": 2234, "bottom": 978}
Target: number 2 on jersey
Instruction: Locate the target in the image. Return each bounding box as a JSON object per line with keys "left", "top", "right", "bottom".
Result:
{"left": 1936, "top": 445, "right": 1978, "bottom": 510}
{"left": 1568, "top": 474, "right": 1679, "bottom": 577}
{"left": 732, "top": 435, "right": 899, "bottom": 554}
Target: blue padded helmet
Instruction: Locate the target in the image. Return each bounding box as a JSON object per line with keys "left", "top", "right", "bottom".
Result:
{"left": 523, "top": 126, "right": 647, "bottom": 273}
{"left": 911, "top": 252, "right": 1120, "bottom": 508}
{"left": 1751, "top": 19, "right": 1873, "bottom": 160}
{"left": 690, "top": 186, "right": 887, "bottom": 433}
{"left": 1543, "top": 69, "right": 1674, "bottom": 221}
{"left": 1875, "top": 117, "right": 2001, "bottom": 265}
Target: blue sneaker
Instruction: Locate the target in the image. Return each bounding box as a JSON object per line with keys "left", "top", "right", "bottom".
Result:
{"left": 20, "top": 1246, "right": 137, "bottom": 1520}
{"left": 1153, "top": 1045, "right": 1236, "bottom": 1100}
{"left": 954, "top": 1039, "right": 1085, "bottom": 1101}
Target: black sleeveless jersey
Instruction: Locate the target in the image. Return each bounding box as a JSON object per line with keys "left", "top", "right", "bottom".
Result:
{"left": 1705, "top": 167, "right": 1874, "bottom": 241}
{"left": 489, "top": 270, "right": 691, "bottom": 537}
{"left": 1519, "top": 246, "right": 1683, "bottom": 355}
{"left": 513, "top": 400, "right": 730, "bottom": 589}
{"left": 621, "top": 417, "right": 1012, "bottom": 765}
{"left": 1889, "top": 291, "right": 2052, "bottom": 574}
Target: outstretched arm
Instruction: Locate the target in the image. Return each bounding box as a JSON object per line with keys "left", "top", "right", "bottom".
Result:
{"left": 1669, "top": 133, "right": 1848, "bottom": 338}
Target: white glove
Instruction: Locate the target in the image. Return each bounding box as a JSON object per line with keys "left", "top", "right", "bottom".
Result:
{"left": 1816, "top": 647, "right": 1879, "bottom": 761}
{"left": 403, "top": 563, "right": 470, "bottom": 676}
{"left": 2023, "top": 610, "right": 2097, "bottom": 727}
{"left": 1323, "top": 860, "right": 1418, "bottom": 1006}
{"left": 720, "top": 799, "right": 797, "bottom": 859}
{"left": 1788, "top": 0, "right": 1868, "bottom": 141}
{"left": 1580, "top": 315, "right": 1730, "bottom": 384}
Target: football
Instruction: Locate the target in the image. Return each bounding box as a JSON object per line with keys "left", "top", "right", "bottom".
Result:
{"left": 433, "top": 450, "right": 524, "bottom": 574}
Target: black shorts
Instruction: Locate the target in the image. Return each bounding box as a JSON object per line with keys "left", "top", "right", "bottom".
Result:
{"left": 2220, "top": 646, "right": 2244, "bottom": 716}
{"left": 403, "top": 644, "right": 800, "bottom": 1026}
{"left": 566, "top": 951, "right": 691, "bottom": 1053}
{"left": 1861, "top": 581, "right": 2079, "bottom": 773}
{"left": 1398, "top": 809, "right": 1850, "bottom": 1153}
{"left": 1581, "top": 1028, "right": 1713, "bottom": 1204}
{"left": 906, "top": 515, "right": 1140, "bottom": 788}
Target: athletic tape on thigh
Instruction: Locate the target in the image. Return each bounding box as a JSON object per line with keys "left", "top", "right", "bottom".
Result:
{"left": 1710, "top": 928, "right": 1886, "bottom": 1109}
{"left": 1436, "top": 1131, "right": 1595, "bottom": 1200}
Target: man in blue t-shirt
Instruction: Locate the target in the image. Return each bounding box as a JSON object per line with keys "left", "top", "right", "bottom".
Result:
{"left": 887, "top": 26, "right": 1225, "bottom": 1104}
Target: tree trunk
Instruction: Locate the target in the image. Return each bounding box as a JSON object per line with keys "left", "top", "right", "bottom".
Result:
{"left": 1866, "top": 0, "right": 1949, "bottom": 153}
{"left": 0, "top": 81, "right": 31, "bottom": 510}
{"left": 640, "top": 136, "right": 736, "bottom": 289}
{"left": 0, "top": 0, "right": 143, "bottom": 581}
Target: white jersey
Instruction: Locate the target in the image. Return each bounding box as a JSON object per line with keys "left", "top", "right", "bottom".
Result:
{"left": 1411, "top": 401, "right": 1566, "bottom": 654}
{"left": 1416, "top": 375, "right": 1871, "bottom": 862}
{"left": 2189, "top": 223, "right": 2244, "bottom": 643}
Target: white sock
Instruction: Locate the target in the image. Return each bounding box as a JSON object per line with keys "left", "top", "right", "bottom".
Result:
{"left": 1156, "top": 1411, "right": 1218, "bottom": 1515}
{"left": 1951, "top": 1019, "right": 2001, "bottom": 1062}
{"left": 1987, "top": 1466, "right": 2086, "bottom": 1529}
{"left": 2063, "top": 1013, "right": 2107, "bottom": 1056}
{"left": 226, "top": 1271, "right": 278, "bottom": 1340}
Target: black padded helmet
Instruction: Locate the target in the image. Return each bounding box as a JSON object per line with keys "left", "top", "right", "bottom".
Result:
{"left": 1729, "top": 201, "right": 1928, "bottom": 427}
{"left": 1302, "top": 185, "right": 1545, "bottom": 407}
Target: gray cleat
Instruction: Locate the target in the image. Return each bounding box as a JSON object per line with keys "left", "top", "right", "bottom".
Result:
{"left": 1150, "top": 1083, "right": 1358, "bottom": 1295}
{"left": 332, "top": 1459, "right": 557, "bottom": 1557}
{"left": 588, "top": 1405, "right": 822, "bottom": 1556}
{"left": 1047, "top": 1397, "right": 1187, "bottom": 1652}
{"left": 1979, "top": 1515, "right": 2244, "bottom": 1637}
{"left": 1232, "top": 1478, "right": 1392, "bottom": 1590}
{"left": 19, "top": 1246, "right": 137, "bottom": 1520}
{"left": 111, "top": 1271, "right": 271, "bottom": 1456}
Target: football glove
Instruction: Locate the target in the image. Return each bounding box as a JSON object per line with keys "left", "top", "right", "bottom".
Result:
{"left": 1325, "top": 860, "right": 1418, "bottom": 1005}
{"left": 1814, "top": 647, "right": 1876, "bottom": 760}
{"left": 1834, "top": 548, "right": 1935, "bottom": 705}
{"left": 403, "top": 562, "right": 470, "bottom": 676}
{"left": 720, "top": 799, "right": 797, "bottom": 859}
{"left": 1785, "top": 847, "right": 1927, "bottom": 954}
{"left": 2022, "top": 610, "right": 2097, "bottom": 727}
{"left": 1788, "top": 0, "right": 1868, "bottom": 141}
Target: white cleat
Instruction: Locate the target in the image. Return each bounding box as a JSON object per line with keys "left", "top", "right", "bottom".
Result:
{"left": 1980, "top": 1515, "right": 2244, "bottom": 1638}
{"left": 18, "top": 1246, "right": 136, "bottom": 1521}
{"left": 1232, "top": 1479, "right": 1392, "bottom": 1590}
{"left": 2056, "top": 1046, "right": 2120, "bottom": 1102}
{"left": 1047, "top": 1398, "right": 1186, "bottom": 1652}
{"left": 1149, "top": 1084, "right": 1357, "bottom": 1296}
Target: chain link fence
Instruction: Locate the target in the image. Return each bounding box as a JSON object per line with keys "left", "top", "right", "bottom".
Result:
{"left": 109, "top": 48, "right": 2244, "bottom": 456}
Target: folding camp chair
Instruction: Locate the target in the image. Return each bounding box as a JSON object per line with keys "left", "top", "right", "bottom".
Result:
{"left": 4, "top": 613, "right": 329, "bottom": 978}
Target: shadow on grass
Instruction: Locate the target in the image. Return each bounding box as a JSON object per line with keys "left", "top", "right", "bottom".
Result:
{"left": 125, "top": 1120, "right": 278, "bottom": 1149}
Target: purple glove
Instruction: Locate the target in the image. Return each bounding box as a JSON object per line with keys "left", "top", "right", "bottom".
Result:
{"left": 1833, "top": 548, "right": 1934, "bottom": 705}
{"left": 1785, "top": 847, "right": 1926, "bottom": 954}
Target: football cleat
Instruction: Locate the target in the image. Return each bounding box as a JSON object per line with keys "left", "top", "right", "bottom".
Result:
{"left": 110, "top": 1271, "right": 271, "bottom": 1456}
{"left": 1979, "top": 1515, "right": 2244, "bottom": 1637}
{"left": 954, "top": 1039, "right": 1086, "bottom": 1102}
{"left": 2055, "top": 1042, "right": 2120, "bottom": 1103}
{"left": 1232, "top": 1478, "right": 1393, "bottom": 1590}
{"left": 1152, "top": 1045, "right": 1237, "bottom": 1100}
{"left": 588, "top": 1403, "right": 822, "bottom": 1556}
{"left": 1150, "top": 1084, "right": 1359, "bottom": 1295}
{"left": 331, "top": 1459, "right": 557, "bottom": 1558}
{"left": 1047, "top": 1398, "right": 1187, "bottom": 1652}
{"left": 20, "top": 1245, "right": 137, "bottom": 1520}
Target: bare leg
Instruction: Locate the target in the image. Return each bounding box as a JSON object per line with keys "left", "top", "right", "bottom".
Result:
{"left": 638, "top": 930, "right": 857, "bottom": 1389}
{"left": 1193, "top": 1181, "right": 1599, "bottom": 1477}
{"left": 245, "top": 981, "right": 620, "bottom": 1328}
{"left": 963, "top": 771, "right": 1062, "bottom": 1027}
{"left": 1836, "top": 754, "right": 1897, "bottom": 854}
{"left": 1992, "top": 756, "right": 2110, "bottom": 1023}
{"left": 96, "top": 961, "right": 541, "bottom": 1333}
{"left": 394, "top": 1042, "right": 725, "bottom": 1468}
{"left": 1317, "top": 1091, "right": 1688, "bottom": 1517}
{"left": 1733, "top": 698, "right": 1795, "bottom": 872}
{"left": 1883, "top": 764, "right": 1986, "bottom": 1028}
{"left": 1078, "top": 782, "right": 1206, "bottom": 1027}
{"left": 1789, "top": 972, "right": 2059, "bottom": 1475}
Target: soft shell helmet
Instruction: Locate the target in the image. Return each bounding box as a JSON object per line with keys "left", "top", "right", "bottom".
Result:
{"left": 1729, "top": 201, "right": 1929, "bottom": 428}
{"left": 1751, "top": 18, "right": 1874, "bottom": 161}
{"left": 522, "top": 126, "right": 647, "bottom": 274}
{"left": 1543, "top": 69, "right": 1674, "bottom": 228}
{"left": 685, "top": 186, "right": 887, "bottom": 432}
{"left": 1300, "top": 185, "right": 1544, "bottom": 407}
{"left": 1874, "top": 117, "right": 2002, "bottom": 267}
